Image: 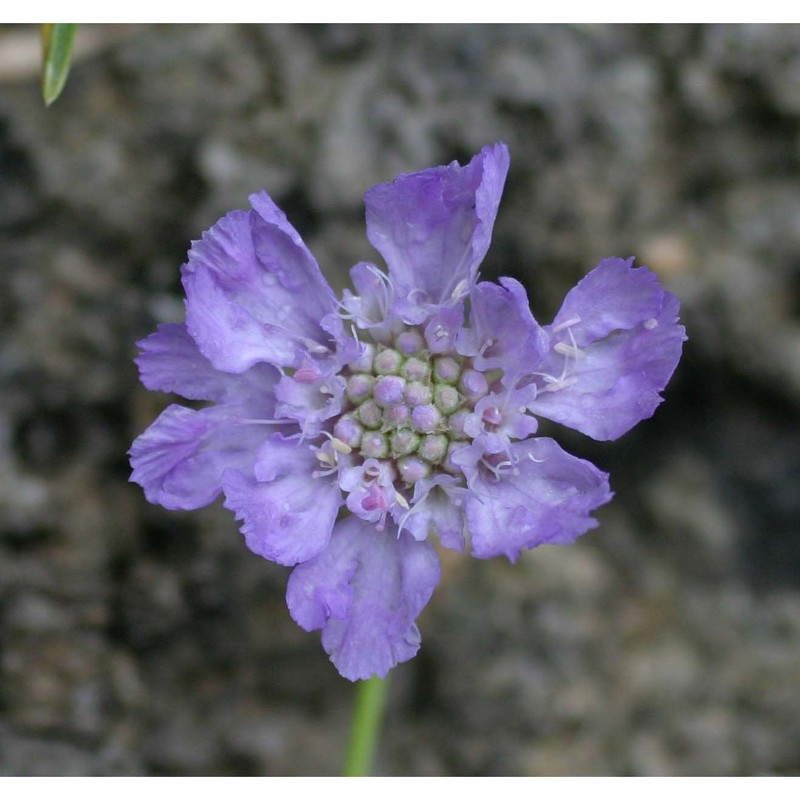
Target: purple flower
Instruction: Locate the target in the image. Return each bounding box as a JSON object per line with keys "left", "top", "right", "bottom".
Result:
{"left": 129, "top": 144, "right": 686, "bottom": 681}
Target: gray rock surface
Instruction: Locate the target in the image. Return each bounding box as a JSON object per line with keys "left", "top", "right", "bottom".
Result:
{"left": 1, "top": 23, "right": 798, "bottom": 775}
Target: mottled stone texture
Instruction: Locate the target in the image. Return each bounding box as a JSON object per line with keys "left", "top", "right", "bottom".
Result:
{"left": 1, "top": 24, "right": 799, "bottom": 775}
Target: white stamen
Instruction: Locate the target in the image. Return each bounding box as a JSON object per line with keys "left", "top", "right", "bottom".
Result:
{"left": 538, "top": 376, "right": 578, "bottom": 393}
{"left": 330, "top": 437, "right": 352, "bottom": 455}
{"left": 394, "top": 491, "right": 410, "bottom": 510}
{"left": 644, "top": 318, "right": 658, "bottom": 330}
{"left": 554, "top": 342, "right": 584, "bottom": 359}
{"left": 306, "top": 341, "right": 330, "bottom": 355}
{"left": 232, "top": 417, "right": 288, "bottom": 426}
{"left": 552, "top": 315, "right": 582, "bottom": 333}
{"left": 451, "top": 278, "right": 470, "bottom": 301}
{"left": 314, "top": 450, "right": 335, "bottom": 467}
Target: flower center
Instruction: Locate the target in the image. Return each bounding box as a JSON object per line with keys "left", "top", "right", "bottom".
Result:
{"left": 332, "top": 324, "right": 490, "bottom": 486}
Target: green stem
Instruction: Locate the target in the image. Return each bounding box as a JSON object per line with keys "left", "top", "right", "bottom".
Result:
{"left": 343, "top": 675, "right": 389, "bottom": 776}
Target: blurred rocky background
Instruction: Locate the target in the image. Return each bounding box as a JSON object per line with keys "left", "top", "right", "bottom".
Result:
{"left": 1, "top": 24, "right": 799, "bottom": 775}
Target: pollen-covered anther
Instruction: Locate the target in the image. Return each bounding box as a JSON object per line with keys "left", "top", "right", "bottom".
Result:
{"left": 314, "top": 448, "right": 336, "bottom": 467}
{"left": 330, "top": 437, "right": 352, "bottom": 455}
{"left": 554, "top": 341, "right": 585, "bottom": 360}
{"left": 552, "top": 314, "right": 582, "bottom": 334}
{"left": 394, "top": 490, "right": 410, "bottom": 510}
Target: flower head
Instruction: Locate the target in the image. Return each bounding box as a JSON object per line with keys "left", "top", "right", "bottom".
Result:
{"left": 130, "top": 144, "right": 686, "bottom": 680}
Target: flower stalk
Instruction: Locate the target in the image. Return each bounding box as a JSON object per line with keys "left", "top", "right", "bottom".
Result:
{"left": 344, "top": 676, "right": 389, "bottom": 777}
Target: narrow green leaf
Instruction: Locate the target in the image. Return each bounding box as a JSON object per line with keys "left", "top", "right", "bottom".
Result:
{"left": 41, "top": 23, "right": 78, "bottom": 106}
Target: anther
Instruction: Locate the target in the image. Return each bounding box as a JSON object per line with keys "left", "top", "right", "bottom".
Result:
{"left": 644, "top": 318, "right": 658, "bottom": 330}
{"left": 552, "top": 315, "right": 582, "bottom": 334}
{"left": 451, "top": 278, "right": 470, "bottom": 300}
{"left": 554, "top": 342, "right": 584, "bottom": 359}
{"left": 314, "top": 449, "right": 335, "bottom": 467}
{"left": 394, "top": 491, "right": 410, "bottom": 510}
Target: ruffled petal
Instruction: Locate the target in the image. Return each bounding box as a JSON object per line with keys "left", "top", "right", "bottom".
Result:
{"left": 550, "top": 257, "right": 669, "bottom": 347}
{"left": 221, "top": 435, "right": 341, "bottom": 567}
{"left": 365, "top": 143, "right": 509, "bottom": 314}
{"left": 135, "top": 323, "right": 279, "bottom": 412}
{"left": 528, "top": 263, "right": 686, "bottom": 441}
{"left": 458, "top": 278, "right": 549, "bottom": 384}
{"left": 129, "top": 404, "right": 263, "bottom": 511}
{"left": 182, "top": 193, "right": 336, "bottom": 373}
{"left": 464, "top": 438, "right": 612, "bottom": 562}
{"left": 286, "top": 518, "right": 441, "bottom": 681}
